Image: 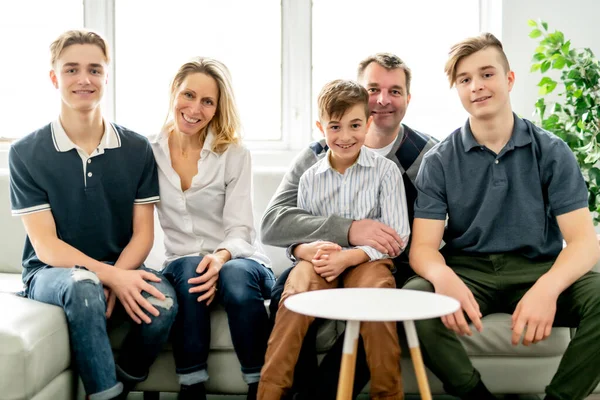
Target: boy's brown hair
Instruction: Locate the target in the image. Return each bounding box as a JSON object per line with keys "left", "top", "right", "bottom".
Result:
{"left": 317, "top": 79, "right": 369, "bottom": 122}
{"left": 357, "top": 53, "right": 412, "bottom": 95}
{"left": 50, "top": 29, "right": 110, "bottom": 66}
{"left": 444, "top": 32, "right": 510, "bottom": 87}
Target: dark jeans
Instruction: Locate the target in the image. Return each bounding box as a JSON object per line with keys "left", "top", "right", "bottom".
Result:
{"left": 268, "top": 256, "right": 414, "bottom": 399}
{"left": 27, "top": 266, "right": 177, "bottom": 400}
{"left": 162, "top": 256, "right": 275, "bottom": 385}
{"left": 403, "top": 251, "right": 600, "bottom": 400}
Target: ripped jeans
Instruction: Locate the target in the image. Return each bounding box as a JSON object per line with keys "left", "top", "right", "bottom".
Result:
{"left": 27, "top": 266, "right": 177, "bottom": 400}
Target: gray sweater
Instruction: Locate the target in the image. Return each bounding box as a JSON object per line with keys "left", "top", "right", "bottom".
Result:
{"left": 260, "top": 125, "right": 437, "bottom": 248}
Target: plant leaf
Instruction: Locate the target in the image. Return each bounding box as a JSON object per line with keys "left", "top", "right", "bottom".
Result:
{"left": 542, "top": 21, "right": 548, "bottom": 31}
{"left": 530, "top": 29, "right": 542, "bottom": 39}
{"left": 553, "top": 56, "right": 566, "bottom": 69}
{"left": 528, "top": 19, "right": 538, "bottom": 27}
{"left": 541, "top": 60, "right": 552, "bottom": 73}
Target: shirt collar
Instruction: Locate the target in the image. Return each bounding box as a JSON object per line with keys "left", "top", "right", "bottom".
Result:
{"left": 460, "top": 112, "right": 532, "bottom": 152}
{"left": 315, "top": 147, "right": 375, "bottom": 174}
{"left": 51, "top": 119, "right": 121, "bottom": 153}
{"left": 151, "top": 127, "right": 218, "bottom": 157}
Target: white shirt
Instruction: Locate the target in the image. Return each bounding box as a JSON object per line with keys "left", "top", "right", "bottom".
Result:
{"left": 298, "top": 147, "right": 410, "bottom": 260}
{"left": 367, "top": 125, "right": 402, "bottom": 157}
{"left": 150, "top": 129, "right": 271, "bottom": 267}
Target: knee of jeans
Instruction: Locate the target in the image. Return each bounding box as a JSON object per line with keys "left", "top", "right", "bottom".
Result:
{"left": 402, "top": 275, "right": 435, "bottom": 292}
{"left": 64, "top": 268, "right": 105, "bottom": 313}
{"left": 219, "top": 261, "right": 258, "bottom": 306}
{"left": 142, "top": 269, "right": 178, "bottom": 325}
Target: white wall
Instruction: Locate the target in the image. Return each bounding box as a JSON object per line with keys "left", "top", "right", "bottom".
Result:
{"left": 501, "top": 0, "right": 600, "bottom": 119}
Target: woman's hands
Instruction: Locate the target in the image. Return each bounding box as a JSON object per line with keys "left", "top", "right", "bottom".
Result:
{"left": 188, "top": 250, "right": 231, "bottom": 305}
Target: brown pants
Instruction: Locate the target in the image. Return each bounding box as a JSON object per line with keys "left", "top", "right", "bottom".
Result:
{"left": 258, "top": 259, "right": 403, "bottom": 400}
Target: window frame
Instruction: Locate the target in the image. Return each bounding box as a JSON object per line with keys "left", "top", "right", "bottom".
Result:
{"left": 0, "top": 0, "right": 499, "bottom": 161}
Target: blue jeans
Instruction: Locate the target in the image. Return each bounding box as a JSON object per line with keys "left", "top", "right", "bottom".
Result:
{"left": 27, "top": 266, "right": 177, "bottom": 400}
{"left": 162, "top": 256, "right": 275, "bottom": 385}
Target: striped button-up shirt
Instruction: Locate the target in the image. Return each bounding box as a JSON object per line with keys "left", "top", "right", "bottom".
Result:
{"left": 298, "top": 147, "right": 410, "bottom": 260}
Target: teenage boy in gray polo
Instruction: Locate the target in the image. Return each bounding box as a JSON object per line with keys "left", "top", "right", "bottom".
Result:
{"left": 407, "top": 32, "right": 600, "bottom": 400}
{"left": 9, "top": 30, "right": 177, "bottom": 400}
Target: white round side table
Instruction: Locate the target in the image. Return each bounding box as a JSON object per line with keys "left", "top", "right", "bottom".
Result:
{"left": 285, "top": 287, "right": 460, "bottom": 400}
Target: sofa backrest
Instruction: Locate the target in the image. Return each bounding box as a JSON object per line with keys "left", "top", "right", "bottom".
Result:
{"left": 0, "top": 167, "right": 290, "bottom": 276}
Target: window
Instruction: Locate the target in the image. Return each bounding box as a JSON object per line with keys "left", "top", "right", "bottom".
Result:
{"left": 0, "top": 0, "right": 486, "bottom": 149}
{"left": 0, "top": 0, "right": 83, "bottom": 140}
{"left": 114, "top": 0, "right": 282, "bottom": 142}
{"left": 312, "top": 0, "right": 480, "bottom": 140}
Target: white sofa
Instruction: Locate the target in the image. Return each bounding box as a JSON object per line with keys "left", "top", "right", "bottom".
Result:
{"left": 0, "top": 166, "right": 597, "bottom": 399}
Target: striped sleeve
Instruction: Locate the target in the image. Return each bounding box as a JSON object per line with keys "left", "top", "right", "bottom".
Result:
{"left": 9, "top": 146, "right": 51, "bottom": 216}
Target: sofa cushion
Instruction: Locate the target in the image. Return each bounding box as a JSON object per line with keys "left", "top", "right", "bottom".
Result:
{"left": 110, "top": 303, "right": 341, "bottom": 353}
{"left": 458, "top": 313, "right": 570, "bottom": 357}
{"left": 0, "top": 293, "right": 70, "bottom": 400}
{"left": 0, "top": 170, "right": 26, "bottom": 274}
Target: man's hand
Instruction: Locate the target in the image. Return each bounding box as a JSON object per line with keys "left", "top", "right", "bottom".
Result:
{"left": 433, "top": 269, "right": 483, "bottom": 336}
{"left": 312, "top": 249, "right": 349, "bottom": 282}
{"left": 348, "top": 220, "right": 404, "bottom": 257}
{"left": 295, "top": 241, "right": 342, "bottom": 262}
{"left": 188, "top": 254, "right": 224, "bottom": 305}
{"left": 511, "top": 282, "right": 558, "bottom": 346}
{"left": 104, "top": 286, "right": 117, "bottom": 319}
{"left": 105, "top": 269, "right": 165, "bottom": 325}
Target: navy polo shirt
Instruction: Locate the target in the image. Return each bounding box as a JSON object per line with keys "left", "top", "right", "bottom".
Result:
{"left": 415, "top": 114, "right": 588, "bottom": 259}
{"left": 9, "top": 120, "right": 159, "bottom": 284}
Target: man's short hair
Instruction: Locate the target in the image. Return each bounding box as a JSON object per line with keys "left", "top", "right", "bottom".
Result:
{"left": 317, "top": 79, "right": 370, "bottom": 122}
{"left": 444, "top": 32, "right": 510, "bottom": 87}
{"left": 357, "top": 53, "right": 412, "bottom": 95}
{"left": 50, "top": 29, "right": 110, "bottom": 66}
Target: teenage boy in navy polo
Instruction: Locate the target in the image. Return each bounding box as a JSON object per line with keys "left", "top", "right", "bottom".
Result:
{"left": 406, "top": 32, "right": 600, "bottom": 400}
{"left": 8, "top": 30, "right": 177, "bottom": 400}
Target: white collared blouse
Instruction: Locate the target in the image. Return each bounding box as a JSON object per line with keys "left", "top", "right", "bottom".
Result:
{"left": 150, "top": 129, "right": 271, "bottom": 268}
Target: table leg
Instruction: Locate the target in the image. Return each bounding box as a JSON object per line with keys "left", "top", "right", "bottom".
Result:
{"left": 403, "top": 320, "right": 432, "bottom": 400}
{"left": 336, "top": 320, "right": 360, "bottom": 400}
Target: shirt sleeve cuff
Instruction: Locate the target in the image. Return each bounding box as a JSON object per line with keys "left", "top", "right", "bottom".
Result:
{"left": 414, "top": 211, "right": 447, "bottom": 220}
{"left": 286, "top": 243, "right": 301, "bottom": 262}
{"left": 215, "top": 238, "right": 256, "bottom": 259}
{"left": 356, "top": 245, "right": 388, "bottom": 261}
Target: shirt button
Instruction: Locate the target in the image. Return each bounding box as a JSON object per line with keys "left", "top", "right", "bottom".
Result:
{"left": 495, "top": 160, "right": 499, "bottom": 164}
{"left": 88, "top": 172, "right": 93, "bottom": 177}
{"left": 87, "top": 159, "right": 92, "bottom": 164}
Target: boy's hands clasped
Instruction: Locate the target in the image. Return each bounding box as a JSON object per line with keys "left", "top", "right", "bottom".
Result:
{"left": 295, "top": 241, "right": 354, "bottom": 282}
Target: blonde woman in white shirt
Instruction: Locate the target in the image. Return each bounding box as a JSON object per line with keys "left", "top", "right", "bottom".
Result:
{"left": 149, "top": 57, "right": 274, "bottom": 400}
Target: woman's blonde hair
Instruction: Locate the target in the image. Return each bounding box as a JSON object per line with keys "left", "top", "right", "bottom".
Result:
{"left": 163, "top": 57, "right": 240, "bottom": 153}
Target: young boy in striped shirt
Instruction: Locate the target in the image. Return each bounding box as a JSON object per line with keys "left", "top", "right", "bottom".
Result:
{"left": 259, "top": 80, "right": 410, "bottom": 400}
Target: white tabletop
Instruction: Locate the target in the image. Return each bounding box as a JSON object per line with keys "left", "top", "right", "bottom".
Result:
{"left": 284, "top": 288, "right": 460, "bottom": 322}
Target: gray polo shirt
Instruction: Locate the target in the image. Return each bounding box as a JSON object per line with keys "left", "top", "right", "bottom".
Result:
{"left": 415, "top": 114, "right": 588, "bottom": 259}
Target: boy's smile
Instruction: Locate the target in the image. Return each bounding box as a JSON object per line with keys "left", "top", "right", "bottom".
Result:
{"left": 50, "top": 44, "right": 108, "bottom": 113}
{"left": 317, "top": 104, "right": 372, "bottom": 173}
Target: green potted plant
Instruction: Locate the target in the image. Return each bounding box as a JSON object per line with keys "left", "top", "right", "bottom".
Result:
{"left": 528, "top": 19, "right": 600, "bottom": 223}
